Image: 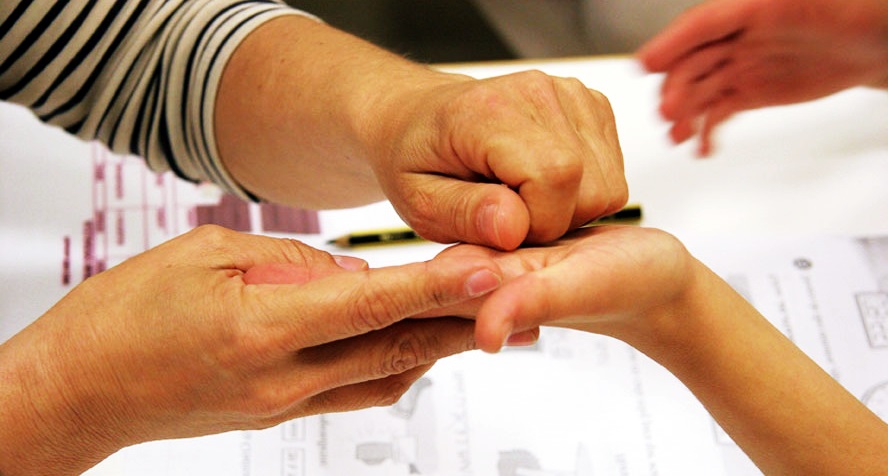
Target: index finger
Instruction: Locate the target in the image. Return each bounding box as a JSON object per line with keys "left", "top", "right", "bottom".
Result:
{"left": 638, "top": 0, "right": 749, "bottom": 72}
{"left": 486, "top": 123, "right": 585, "bottom": 244}
{"left": 506, "top": 150, "right": 583, "bottom": 244}
{"left": 250, "top": 257, "right": 503, "bottom": 350}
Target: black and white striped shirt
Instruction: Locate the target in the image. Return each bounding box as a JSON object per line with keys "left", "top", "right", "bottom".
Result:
{"left": 0, "top": 0, "right": 307, "bottom": 199}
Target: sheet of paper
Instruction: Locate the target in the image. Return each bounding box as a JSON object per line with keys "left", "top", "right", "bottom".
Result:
{"left": 0, "top": 104, "right": 322, "bottom": 341}
{"left": 84, "top": 234, "right": 888, "bottom": 476}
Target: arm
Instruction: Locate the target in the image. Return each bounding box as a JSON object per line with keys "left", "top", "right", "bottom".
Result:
{"left": 440, "top": 226, "right": 888, "bottom": 474}
{"left": 0, "top": 226, "right": 502, "bottom": 475}
{"left": 1, "top": 1, "right": 626, "bottom": 251}
{"left": 0, "top": 0, "right": 303, "bottom": 197}
{"left": 634, "top": 262, "right": 888, "bottom": 475}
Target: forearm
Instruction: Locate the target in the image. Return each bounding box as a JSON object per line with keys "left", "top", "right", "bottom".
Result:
{"left": 214, "top": 15, "right": 469, "bottom": 209}
{"left": 618, "top": 261, "right": 888, "bottom": 475}
{"left": 0, "top": 320, "right": 122, "bottom": 475}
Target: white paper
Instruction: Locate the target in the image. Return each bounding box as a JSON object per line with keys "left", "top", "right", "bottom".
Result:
{"left": 85, "top": 230, "right": 888, "bottom": 476}
{"left": 3, "top": 61, "right": 887, "bottom": 475}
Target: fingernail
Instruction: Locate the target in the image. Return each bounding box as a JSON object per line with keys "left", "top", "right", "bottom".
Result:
{"left": 505, "top": 330, "right": 538, "bottom": 347}
{"left": 465, "top": 269, "right": 501, "bottom": 298}
{"left": 333, "top": 255, "right": 368, "bottom": 271}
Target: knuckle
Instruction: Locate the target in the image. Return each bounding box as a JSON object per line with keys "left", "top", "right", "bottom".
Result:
{"left": 452, "top": 70, "right": 557, "bottom": 117}
{"left": 612, "top": 185, "right": 630, "bottom": 210}
{"left": 378, "top": 330, "right": 429, "bottom": 376}
{"left": 372, "top": 379, "right": 413, "bottom": 408}
{"left": 445, "top": 194, "right": 476, "bottom": 243}
{"left": 540, "top": 153, "right": 584, "bottom": 189}
{"left": 517, "top": 69, "right": 557, "bottom": 93}
{"left": 585, "top": 86, "right": 612, "bottom": 107}
{"left": 557, "top": 76, "right": 594, "bottom": 99}
{"left": 414, "top": 262, "right": 454, "bottom": 310}
{"left": 518, "top": 70, "right": 561, "bottom": 110}
{"left": 348, "top": 286, "right": 404, "bottom": 333}
{"left": 230, "top": 320, "right": 286, "bottom": 362}
{"left": 430, "top": 286, "right": 450, "bottom": 311}
{"left": 250, "top": 416, "right": 286, "bottom": 431}
{"left": 397, "top": 183, "right": 466, "bottom": 245}
{"left": 243, "top": 377, "right": 317, "bottom": 422}
{"left": 601, "top": 178, "right": 630, "bottom": 217}
{"left": 564, "top": 76, "right": 587, "bottom": 91}
{"left": 240, "top": 383, "right": 292, "bottom": 420}
{"left": 278, "top": 238, "right": 314, "bottom": 266}
{"left": 181, "top": 224, "right": 239, "bottom": 262}
{"left": 185, "top": 224, "right": 233, "bottom": 248}
{"left": 400, "top": 187, "right": 440, "bottom": 237}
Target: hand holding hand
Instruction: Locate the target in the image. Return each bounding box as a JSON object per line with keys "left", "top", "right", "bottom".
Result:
{"left": 637, "top": 0, "right": 888, "bottom": 155}
{"left": 369, "top": 70, "right": 628, "bottom": 250}
{"left": 0, "top": 225, "right": 502, "bottom": 474}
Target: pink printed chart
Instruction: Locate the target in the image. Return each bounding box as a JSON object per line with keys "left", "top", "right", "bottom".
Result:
{"left": 76, "top": 145, "right": 320, "bottom": 283}
{"left": 0, "top": 103, "right": 319, "bottom": 341}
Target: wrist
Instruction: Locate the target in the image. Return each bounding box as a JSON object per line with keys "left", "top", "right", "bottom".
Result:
{"left": 353, "top": 64, "right": 474, "bottom": 179}
{"left": 607, "top": 257, "right": 727, "bottom": 364}
{"left": 215, "top": 14, "right": 473, "bottom": 208}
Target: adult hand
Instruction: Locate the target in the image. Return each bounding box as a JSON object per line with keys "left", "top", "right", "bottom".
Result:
{"left": 637, "top": 0, "right": 888, "bottom": 156}
{"left": 434, "top": 226, "right": 696, "bottom": 352}
{"left": 217, "top": 17, "right": 626, "bottom": 252}
{"left": 369, "top": 70, "right": 627, "bottom": 250}
{"left": 0, "top": 225, "right": 502, "bottom": 475}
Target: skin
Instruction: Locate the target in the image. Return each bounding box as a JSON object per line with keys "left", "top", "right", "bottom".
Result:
{"left": 1, "top": 6, "right": 629, "bottom": 473}
{"left": 0, "top": 226, "right": 504, "bottom": 475}
{"left": 215, "top": 15, "right": 627, "bottom": 249}
{"left": 636, "top": 0, "right": 888, "bottom": 156}
{"left": 436, "top": 226, "right": 888, "bottom": 475}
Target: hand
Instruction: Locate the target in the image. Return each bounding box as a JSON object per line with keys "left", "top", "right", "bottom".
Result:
{"left": 637, "top": 0, "right": 888, "bottom": 156}
{"left": 438, "top": 225, "right": 888, "bottom": 476}
{"left": 0, "top": 225, "right": 502, "bottom": 474}
{"left": 435, "top": 226, "right": 697, "bottom": 352}
{"left": 370, "top": 70, "right": 627, "bottom": 250}
{"left": 216, "top": 17, "right": 626, "bottom": 250}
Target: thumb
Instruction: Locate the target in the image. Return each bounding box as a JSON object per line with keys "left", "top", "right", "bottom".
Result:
{"left": 473, "top": 263, "right": 595, "bottom": 353}
{"left": 243, "top": 255, "right": 369, "bottom": 285}
{"left": 404, "top": 177, "right": 531, "bottom": 251}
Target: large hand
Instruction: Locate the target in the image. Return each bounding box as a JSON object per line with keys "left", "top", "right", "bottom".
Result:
{"left": 436, "top": 226, "right": 696, "bottom": 352}
{"left": 371, "top": 71, "right": 627, "bottom": 250}
{"left": 637, "top": 0, "right": 888, "bottom": 155}
{"left": 0, "top": 225, "right": 502, "bottom": 475}
{"left": 216, "top": 17, "right": 626, "bottom": 250}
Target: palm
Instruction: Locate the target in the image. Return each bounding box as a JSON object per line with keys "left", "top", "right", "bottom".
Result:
{"left": 438, "top": 226, "right": 695, "bottom": 348}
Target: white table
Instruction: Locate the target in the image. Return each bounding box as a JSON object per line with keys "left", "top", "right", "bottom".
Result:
{"left": 449, "top": 57, "right": 888, "bottom": 237}
{"left": 3, "top": 56, "right": 887, "bottom": 476}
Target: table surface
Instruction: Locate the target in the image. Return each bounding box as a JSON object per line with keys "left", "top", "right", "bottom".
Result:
{"left": 280, "top": 55, "right": 888, "bottom": 274}
{"left": 2, "top": 55, "right": 887, "bottom": 476}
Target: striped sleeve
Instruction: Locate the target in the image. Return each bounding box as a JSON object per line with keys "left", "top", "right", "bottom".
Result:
{"left": 0, "top": 0, "right": 313, "bottom": 200}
